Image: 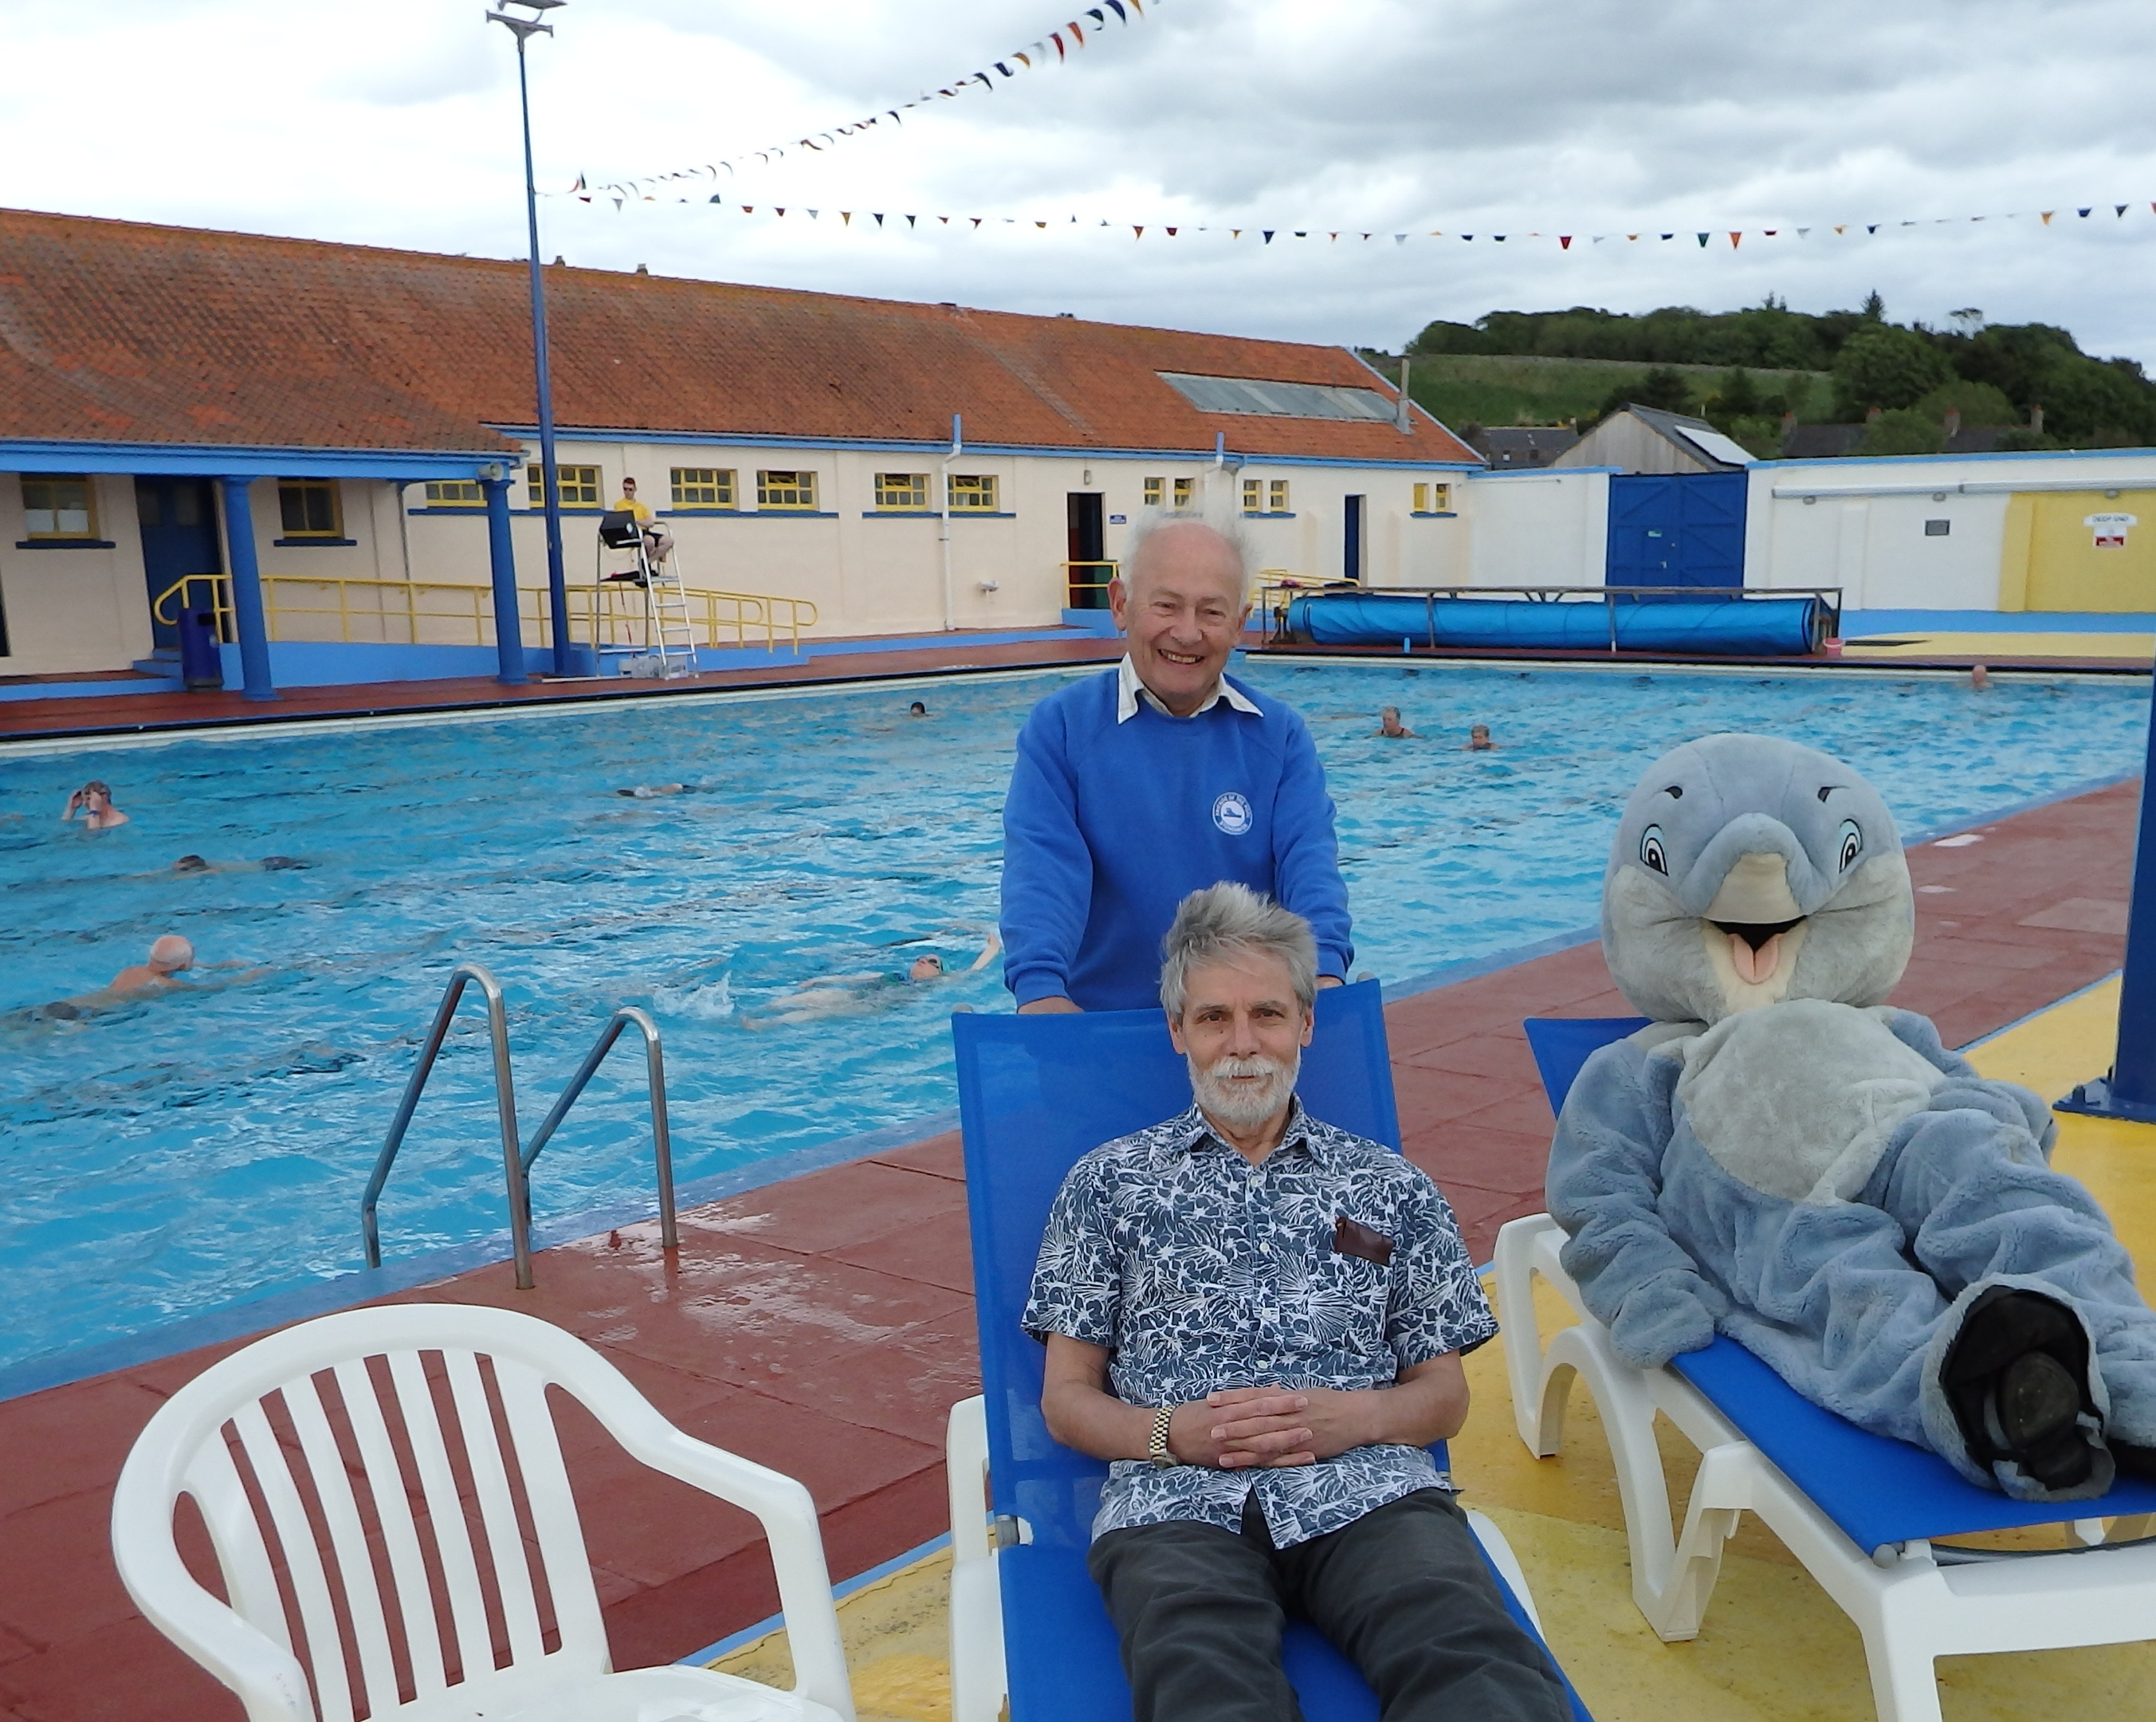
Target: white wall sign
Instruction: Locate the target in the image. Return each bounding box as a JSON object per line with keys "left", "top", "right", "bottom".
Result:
{"left": 2085, "top": 511, "right": 2137, "bottom": 548}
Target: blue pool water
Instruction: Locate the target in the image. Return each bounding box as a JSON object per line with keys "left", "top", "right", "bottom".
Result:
{"left": 1, "top": 660, "right": 2148, "bottom": 1374}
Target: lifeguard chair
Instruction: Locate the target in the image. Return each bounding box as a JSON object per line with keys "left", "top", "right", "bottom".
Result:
{"left": 594, "top": 510, "right": 697, "bottom": 678}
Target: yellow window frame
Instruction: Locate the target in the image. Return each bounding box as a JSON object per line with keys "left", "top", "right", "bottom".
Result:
{"left": 21, "top": 474, "right": 97, "bottom": 539}
{"left": 424, "top": 480, "right": 485, "bottom": 508}
{"left": 1172, "top": 478, "right": 1195, "bottom": 510}
{"left": 277, "top": 478, "right": 344, "bottom": 538}
{"left": 875, "top": 473, "right": 930, "bottom": 511}
{"left": 757, "top": 470, "right": 819, "bottom": 511}
{"left": 1241, "top": 478, "right": 1263, "bottom": 514}
{"left": 947, "top": 474, "right": 999, "bottom": 512}
{"left": 1268, "top": 479, "right": 1290, "bottom": 513}
{"left": 528, "top": 464, "right": 602, "bottom": 508}
{"left": 671, "top": 467, "right": 737, "bottom": 509}
{"left": 1143, "top": 477, "right": 1164, "bottom": 509}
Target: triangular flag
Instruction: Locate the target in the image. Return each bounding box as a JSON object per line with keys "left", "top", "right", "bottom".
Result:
{"left": 1133, "top": 226, "right": 1144, "bottom": 238}
{"left": 1089, "top": 6, "right": 1107, "bottom": 22}
{"left": 1014, "top": 51, "right": 1031, "bottom": 67}
{"left": 1166, "top": 226, "right": 1177, "bottom": 236}
{"left": 743, "top": 206, "right": 753, "bottom": 214}
{"left": 1559, "top": 235, "right": 1572, "bottom": 249}
{"left": 2041, "top": 210, "right": 2054, "bottom": 224}
{"left": 1797, "top": 226, "right": 1809, "bottom": 237}
{"left": 1659, "top": 232, "right": 1673, "bottom": 240}
{"left": 840, "top": 211, "right": 851, "bottom": 225}
{"left": 1627, "top": 233, "right": 1639, "bottom": 241}
{"left": 1395, "top": 234, "right": 1408, "bottom": 245}
{"left": 2119, "top": 204, "right": 2130, "bottom": 217}
{"left": 938, "top": 215, "right": 949, "bottom": 224}
{"left": 1263, "top": 230, "right": 1275, "bottom": 243}
{"left": 1834, "top": 223, "right": 1847, "bottom": 234}
{"left": 1107, "top": 0, "right": 1129, "bottom": 17}
{"left": 874, "top": 214, "right": 885, "bottom": 226}
{"left": 1051, "top": 31, "right": 1065, "bottom": 57}
{"left": 807, "top": 209, "right": 819, "bottom": 219}
{"left": 775, "top": 206, "right": 784, "bottom": 216}
{"left": 1295, "top": 230, "right": 1308, "bottom": 238}
{"left": 1866, "top": 223, "right": 1878, "bottom": 234}
{"left": 708, "top": 195, "right": 722, "bottom": 204}
{"left": 996, "top": 62, "right": 1013, "bottom": 77}
{"left": 1069, "top": 22, "right": 1086, "bottom": 45}
{"left": 1493, "top": 234, "right": 1505, "bottom": 242}
{"left": 1461, "top": 234, "right": 1473, "bottom": 241}
{"left": 1328, "top": 231, "right": 1338, "bottom": 241}
{"left": 1729, "top": 232, "right": 1741, "bottom": 247}
{"left": 1697, "top": 232, "right": 1710, "bottom": 246}
{"left": 971, "top": 217, "right": 983, "bottom": 228}
{"left": 2079, "top": 207, "right": 2091, "bottom": 217}
{"left": 1036, "top": 220, "right": 1047, "bottom": 229}
{"left": 1764, "top": 229, "right": 1777, "bottom": 236}
{"left": 1232, "top": 229, "right": 1242, "bottom": 238}
{"left": 906, "top": 215, "right": 917, "bottom": 226}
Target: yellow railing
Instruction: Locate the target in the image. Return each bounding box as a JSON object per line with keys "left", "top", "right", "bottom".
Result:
{"left": 151, "top": 573, "right": 237, "bottom": 639}
{"left": 1252, "top": 570, "right": 1351, "bottom": 642}
{"left": 1062, "top": 559, "right": 1118, "bottom": 609}
{"left": 151, "top": 574, "right": 818, "bottom": 655}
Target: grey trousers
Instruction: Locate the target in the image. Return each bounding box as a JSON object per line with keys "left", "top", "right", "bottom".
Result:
{"left": 1086, "top": 1488, "right": 1571, "bottom": 1722}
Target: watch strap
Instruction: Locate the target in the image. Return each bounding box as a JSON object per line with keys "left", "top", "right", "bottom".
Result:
{"left": 1148, "top": 1404, "right": 1176, "bottom": 1468}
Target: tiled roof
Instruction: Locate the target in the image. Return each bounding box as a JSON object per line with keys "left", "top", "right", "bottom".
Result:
{"left": 0, "top": 208, "right": 1479, "bottom": 464}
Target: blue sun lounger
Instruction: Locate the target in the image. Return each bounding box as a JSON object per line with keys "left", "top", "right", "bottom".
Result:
{"left": 1496, "top": 1014, "right": 2156, "bottom": 1722}
{"left": 944, "top": 982, "right": 1592, "bottom": 1722}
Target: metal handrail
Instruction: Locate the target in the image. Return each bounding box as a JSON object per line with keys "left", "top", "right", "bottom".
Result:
{"left": 359, "top": 963, "right": 532, "bottom": 1288}
{"left": 151, "top": 572, "right": 235, "bottom": 637}
{"left": 519, "top": 1006, "right": 679, "bottom": 1253}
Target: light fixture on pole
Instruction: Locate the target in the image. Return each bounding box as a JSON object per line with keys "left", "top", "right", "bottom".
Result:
{"left": 487, "top": 0, "right": 574, "bottom": 676}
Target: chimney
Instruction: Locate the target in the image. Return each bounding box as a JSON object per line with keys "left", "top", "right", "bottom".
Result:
{"left": 1865, "top": 406, "right": 1883, "bottom": 425}
{"left": 2031, "top": 403, "right": 2045, "bottom": 434}
{"left": 1943, "top": 408, "right": 1962, "bottom": 438}
{"left": 1396, "top": 356, "right": 1413, "bottom": 434}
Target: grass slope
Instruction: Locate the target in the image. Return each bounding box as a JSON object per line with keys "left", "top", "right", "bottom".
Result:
{"left": 1396, "top": 352, "right": 1834, "bottom": 431}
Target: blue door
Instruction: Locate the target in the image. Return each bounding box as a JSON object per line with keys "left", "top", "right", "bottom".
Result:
{"left": 1605, "top": 471, "right": 1747, "bottom": 588}
{"left": 136, "top": 478, "right": 223, "bottom": 647}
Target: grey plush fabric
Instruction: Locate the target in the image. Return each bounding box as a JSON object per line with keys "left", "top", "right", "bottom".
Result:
{"left": 1549, "top": 733, "right": 2156, "bottom": 1500}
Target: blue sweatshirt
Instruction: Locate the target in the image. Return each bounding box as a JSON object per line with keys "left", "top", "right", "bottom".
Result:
{"left": 1000, "top": 667, "right": 1353, "bottom": 1010}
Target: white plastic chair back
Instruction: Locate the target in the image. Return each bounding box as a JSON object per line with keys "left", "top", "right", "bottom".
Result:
{"left": 112, "top": 1302, "right": 853, "bottom": 1722}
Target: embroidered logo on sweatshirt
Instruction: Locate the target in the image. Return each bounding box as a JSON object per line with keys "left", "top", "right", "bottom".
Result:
{"left": 1212, "top": 792, "right": 1253, "bottom": 835}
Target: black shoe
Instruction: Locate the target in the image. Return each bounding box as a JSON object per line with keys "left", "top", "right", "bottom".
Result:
{"left": 1943, "top": 1287, "right": 2102, "bottom": 1491}
{"left": 2111, "top": 1440, "right": 2156, "bottom": 1480}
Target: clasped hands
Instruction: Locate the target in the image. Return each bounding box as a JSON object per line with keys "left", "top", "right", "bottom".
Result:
{"left": 1165, "top": 1384, "right": 1369, "bottom": 1469}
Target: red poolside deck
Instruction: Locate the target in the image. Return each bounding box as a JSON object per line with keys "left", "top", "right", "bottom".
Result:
{"left": 0, "top": 780, "right": 2138, "bottom": 1722}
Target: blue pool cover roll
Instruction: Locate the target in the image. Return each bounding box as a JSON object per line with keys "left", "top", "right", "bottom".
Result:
{"left": 1284, "top": 592, "right": 1824, "bottom": 656}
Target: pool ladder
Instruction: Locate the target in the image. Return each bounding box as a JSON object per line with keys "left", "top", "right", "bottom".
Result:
{"left": 359, "top": 962, "right": 679, "bottom": 1291}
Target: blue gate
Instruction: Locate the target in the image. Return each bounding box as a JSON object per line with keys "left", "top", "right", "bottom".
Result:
{"left": 1605, "top": 470, "right": 1748, "bottom": 588}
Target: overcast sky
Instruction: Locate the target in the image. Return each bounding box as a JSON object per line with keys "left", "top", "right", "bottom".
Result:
{"left": 10, "top": 0, "right": 2156, "bottom": 364}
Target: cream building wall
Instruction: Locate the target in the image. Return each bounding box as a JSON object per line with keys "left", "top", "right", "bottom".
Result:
{"left": 1460, "top": 470, "right": 1611, "bottom": 588}
{"left": 0, "top": 473, "right": 155, "bottom": 675}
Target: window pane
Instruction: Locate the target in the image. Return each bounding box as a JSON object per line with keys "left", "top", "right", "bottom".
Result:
{"left": 758, "top": 470, "right": 816, "bottom": 509}
{"left": 1430, "top": 483, "right": 1449, "bottom": 512}
{"left": 876, "top": 473, "right": 929, "bottom": 509}
{"left": 1242, "top": 478, "right": 1261, "bottom": 514}
{"left": 672, "top": 467, "right": 735, "bottom": 507}
{"left": 305, "top": 484, "right": 337, "bottom": 534}
{"left": 425, "top": 481, "right": 483, "bottom": 506}
{"left": 1143, "top": 478, "right": 1163, "bottom": 508}
{"left": 280, "top": 483, "right": 308, "bottom": 534}
{"left": 1172, "top": 478, "right": 1193, "bottom": 509}
{"left": 1269, "top": 480, "right": 1290, "bottom": 512}
{"left": 948, "top": 474, "right": 996, "bottom": 510}
{"left": 23, "top": 475, "right": 95, "bottom": 537}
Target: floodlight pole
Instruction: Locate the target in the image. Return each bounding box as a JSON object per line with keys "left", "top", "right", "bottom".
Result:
{"left": 489, "top": 1, "right": 573, "bottom": 676}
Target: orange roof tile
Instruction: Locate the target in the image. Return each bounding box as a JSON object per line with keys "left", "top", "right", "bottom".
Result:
{"left": 0, "top": 208, "right": 1478, "bottom": 464}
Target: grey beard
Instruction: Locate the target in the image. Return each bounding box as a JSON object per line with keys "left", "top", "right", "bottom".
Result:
{"left": 1190, "top": 1050, "right": 1301, "bottom": 1131}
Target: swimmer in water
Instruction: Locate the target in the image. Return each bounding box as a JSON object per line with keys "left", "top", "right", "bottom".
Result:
{"left": 167, "top": 854, "right": 309, "bottom": 875}
{"left": 1465, "top": 723, "right": 1497, "bottom": 751}
{"left": 1970, "top": 663, "right": 1992, "bottom": 691}
{"left": 908, "top": 701, "right": 929, "bottom": 718}
{"left": 616, "top": 784, "right": 688, "bottom": 799}
{"left": 1376, "top": 706, "right": 1416, "bottom": 739}
{"left": 62, "top": 780, "right": 129, "bottom": 830}
{"left": 748, "top": 930, "right": 1001, "bottom": 1028}
{"left": 109, "top": 934, "right": 195, "bottom": 994}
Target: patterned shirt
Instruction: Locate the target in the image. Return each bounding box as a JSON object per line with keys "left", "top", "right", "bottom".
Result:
{"left": 1024, "top": 1099, "right": 1496, "bottom": 1547}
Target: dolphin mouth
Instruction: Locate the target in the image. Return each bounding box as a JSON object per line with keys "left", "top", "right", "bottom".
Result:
{"left": 1710, "top": 915, "right": 1806, "bottom": 988}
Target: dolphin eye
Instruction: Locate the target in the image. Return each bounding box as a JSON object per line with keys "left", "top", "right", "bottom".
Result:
{"left": 1836, "top": 819, "right": 1863, "bottom": 871}
{"left": 1640, "top": 824, "right": 1669, "bottom": 875}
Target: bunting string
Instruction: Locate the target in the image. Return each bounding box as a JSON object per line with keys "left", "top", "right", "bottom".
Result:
{"left": 564, "top": 2, "right": 1156, "bottom": 207}
{"left": 579, "top": 194, "right": 2156, "bottom": 251}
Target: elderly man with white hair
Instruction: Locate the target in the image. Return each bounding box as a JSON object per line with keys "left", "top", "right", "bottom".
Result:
{"left": 1026, "top": 885, "right": 1568, "bottom": 1722}
{"left": 1000, "top": 511, "right": 1351, "bottom": 1012}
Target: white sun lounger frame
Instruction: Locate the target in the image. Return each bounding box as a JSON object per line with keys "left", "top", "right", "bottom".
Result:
{"left": 1494, "top": 1212, "right": 2156, "bottom": 1722}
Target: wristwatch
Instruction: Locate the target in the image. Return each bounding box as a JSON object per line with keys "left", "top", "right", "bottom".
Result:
{"left": 1148, "top": 1405, "right": 1178, "bottom": 1468}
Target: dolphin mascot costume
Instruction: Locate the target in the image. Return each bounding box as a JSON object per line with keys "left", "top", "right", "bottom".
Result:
{"left": 1547, "top": 733, "right": 2156, "bottom": 1500}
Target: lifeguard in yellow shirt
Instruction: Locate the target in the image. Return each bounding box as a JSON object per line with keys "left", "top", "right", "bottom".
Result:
{"left": 611, "top": 476, "right": 674, "bottom": 570}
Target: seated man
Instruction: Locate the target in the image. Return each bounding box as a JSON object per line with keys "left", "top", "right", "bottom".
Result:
{"left": 610, "top": 477, "right": 674, "bottom": 570}
{"left": 1025, "top": 883, "right": 1568, "bottom": 1722}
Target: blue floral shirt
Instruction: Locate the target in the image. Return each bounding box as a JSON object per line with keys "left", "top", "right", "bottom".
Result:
{"left": 1023, "top": 1099, "right": 1496, "bottom": 1547}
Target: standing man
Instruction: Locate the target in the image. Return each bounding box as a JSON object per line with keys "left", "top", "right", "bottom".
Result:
{"left": 1001, "top": 513, "right": 1352, "bottom": 1012}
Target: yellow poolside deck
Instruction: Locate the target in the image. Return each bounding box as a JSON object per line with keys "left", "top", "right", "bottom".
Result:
{"left": 721, "top": 980, "right": 2156, "bottom": 1722}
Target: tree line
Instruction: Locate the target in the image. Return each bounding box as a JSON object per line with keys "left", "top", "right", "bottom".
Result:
{"left": 1409, "top": 295, "right": 2156, "bottom": 452}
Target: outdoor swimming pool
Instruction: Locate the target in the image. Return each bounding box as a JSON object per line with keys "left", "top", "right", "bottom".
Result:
{"left": 2, "top": 659, "right": 2149, "bottom": 1375}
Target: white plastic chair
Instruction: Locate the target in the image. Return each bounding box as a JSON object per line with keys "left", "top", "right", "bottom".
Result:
{"left": 112, "top": 1302, "right": 854, "bottom": 1722}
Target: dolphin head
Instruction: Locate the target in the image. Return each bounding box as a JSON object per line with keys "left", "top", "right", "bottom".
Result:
{"left": 1602, "top": 733, "right": 1914, "bottom": 1025}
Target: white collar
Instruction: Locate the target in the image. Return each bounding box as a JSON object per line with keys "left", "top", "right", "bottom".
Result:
{"left": 1115, "top": 655, "right": 1262, "bottom": 724}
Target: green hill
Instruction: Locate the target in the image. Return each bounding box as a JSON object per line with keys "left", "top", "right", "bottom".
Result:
{"left": 1379, "top": 352, "right": 1832, "bottom": 431}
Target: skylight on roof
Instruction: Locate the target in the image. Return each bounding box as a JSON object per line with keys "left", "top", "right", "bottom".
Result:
{"left": 1158, "top": 372, "right": 1396, "bottom": 423}
{"left": 1673, "top": 424, "right": 1757, "bottom": 467}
